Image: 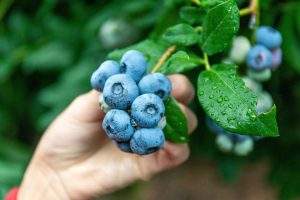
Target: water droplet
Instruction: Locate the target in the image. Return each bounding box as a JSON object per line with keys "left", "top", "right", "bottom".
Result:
{"left": 199, "top": 91, "right": 204, "bottom": 96}
{"left": 209, "top": 95, "right": 214, "bottom": 99}
{"left": 217, "top": 97, "right": 223, "bottom": 103}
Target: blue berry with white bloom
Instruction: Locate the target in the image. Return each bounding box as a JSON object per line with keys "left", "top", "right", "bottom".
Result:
{"left": 256, "top": 26, "right": 282, "bottom": 49}
{"left": 90, "top": 60, "right": 120, "bottom": 92}
{"left": 131, "top": 94, "right": 165, "bottom": 128}
{"left": 247, "top": 45, "right": 273, "bottom": 71}
{"left": 102, "top": 109, "right": 134, "bottom": 142}
{"left": 103, "top": 74, "right": 139, "bottom": 110}
{"left": 138, "top": 73, "right": 172, "bottom": 100}
{"left": 120, "top": 50, "right": 147, "bottom": 82}
{"left": 130, "top": 128, "right": 165, "bottom": 155}
{"left": 271, "top": 48, "right": 282, "bottom": 69}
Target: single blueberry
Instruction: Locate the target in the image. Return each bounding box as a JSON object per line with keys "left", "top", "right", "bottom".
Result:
{"left": 120, "top": 50, "right": 147, "bottom": 82}
{"left": 246, "top": 45, "right": 273, "bottom": 71}
{"left": 271, "top": 48, "right": 282, "bottom": 69}
{"left": 131, "top": 94, "right": 165, "bottom": 128}
{"left": 229, "top": 36, "right": 251, "bottom": 64}
{"left": 130, "top": 128, "right": 165, "bottom": 155}
{"left": 233, "top": 137, "right": 254, "bottom": 156}
{"left": 90, "top": 60, "right": 120, "bottom": 92}
{"left": 256, "top": 26, "right": 282, "bottom": 49}
{"left": 102, "top": 109, "right": 134, "bottom": 142}
{"left": 116, "top": 141, "right": 132, "bottom": 153}
{"left": 138, "top": 73, "right": 172, "bottom": 100}
{"left": 103, "top": 74, "right": 139, "bottom": 110}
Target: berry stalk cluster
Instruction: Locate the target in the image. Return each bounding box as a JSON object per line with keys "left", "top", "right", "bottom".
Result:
{"left": 90, "top": 50, "right": 172, "bottom": 155}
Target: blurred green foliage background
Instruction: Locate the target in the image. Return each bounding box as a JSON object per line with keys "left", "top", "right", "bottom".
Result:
{"left": 0, "top": 0, "right": 300, "bottom": 199}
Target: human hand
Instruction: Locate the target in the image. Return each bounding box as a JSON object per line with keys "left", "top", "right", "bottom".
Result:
{"left": 19, "top": 74, "right": 197, "bottom": 200}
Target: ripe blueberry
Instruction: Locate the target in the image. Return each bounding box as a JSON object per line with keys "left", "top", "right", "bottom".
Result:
{"left": 271, "top": 48, "right": 282, "bottom": 69}
{"left": 90, "top": 60, "right": 120, "bottom": 92}
{"left": 130, "top": 128, "right": 165, "bottom": 155}
{"left": 120, "top": 50, "right": 147, "bottom": 82}
{"left": 205, "top": 117, "right": 224, "bottom": 135}
{"left": 246, "top": 45, "right": 272, "bottom": 71}
{"left": 103, "top": 74, "right": 139, "bottom": 110}
{"left": 138, "top": 73, "right": 172, "bottom": 100}
{"left": 256, "top": 26, "right": 282, "bottom": 49}
{"left": 229, "top": 36, "right": 251, "bottom": 64}
{"left": 116, "top": 141, "right": 132, "bottom": 153}
{"left": 102, "top": 109, "right": 134, "bottom": 142}
{"left": 131, "top": 94, "right": 165, "bottom": 128}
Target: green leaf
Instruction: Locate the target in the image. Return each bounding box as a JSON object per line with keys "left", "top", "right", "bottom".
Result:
{"left": 197, "top": 64, "right": 278, "bottom": 137}
{"left": 163, "top": 23, "right": 200, "bottom": 46}
{"left": 200, "top": 0, "right": 225, "bottom": 8}
{"left": 164, "top": 97, "right": 189, "bottom": 143}
{"left": 201, "top": 0, "right": 239, "bottom": 55}
{"left": 179, "top": 6, "right": 205, "bottom": 25}
{"left": 108, "top": 39, "right": 168, "bottom": 71}
{"left": 159, "top": 51, "right": 202, "bottom": 74}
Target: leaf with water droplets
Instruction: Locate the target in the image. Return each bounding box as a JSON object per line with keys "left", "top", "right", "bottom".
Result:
{"left": 197, "top": 64, "right": 279, "bottom": 137}
{"left": 201, "top": 0, "right": 239, "bottom": 55}
{"left": 164, "top": 97, "right": 189, "bottom": 143}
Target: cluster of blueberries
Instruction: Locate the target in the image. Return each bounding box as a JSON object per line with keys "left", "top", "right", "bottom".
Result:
{"left": 247, "top": 26, "right": 282, "bottom": 81}
{"left": 90, "top": 50, "right": 172, "bottom": 155}
{"left": 229, "top": 26, "right": 282, "bottom": 82}
{"left": 206, "top": 117, "right": 255, "bottom": 156}
{"left": 247, "top": 26, "right": 282, "bottom": 70}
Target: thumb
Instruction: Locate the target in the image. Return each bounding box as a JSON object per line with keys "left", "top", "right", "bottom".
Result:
{"left": 62, "top": 90, "right": 105, "bottom": 123}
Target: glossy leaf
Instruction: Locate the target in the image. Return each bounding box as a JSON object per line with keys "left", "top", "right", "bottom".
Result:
{"left": 164, "top": 97, "right": 189, "bottom": 143}
{"left": 163, "top": 23, "right": 200, "bottom": 46}
{"left": 179, "top": 6, "right": 205, "bottom": 25}
{"left": 201, "top": 0, "right": 239, "bottom": 55}
{"left": 197, "top": 64, "right": 279, "bottom": 137}
{"left": 159, "top": 51, "right": 202, "bottom": 74}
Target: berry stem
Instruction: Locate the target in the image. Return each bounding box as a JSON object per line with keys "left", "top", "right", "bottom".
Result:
{"left": 195, "top": 26, "right": 203, "bottom": 33}
{"left": 191, "top": 0, "right": 201, "bottom": 6}
{"left": 151, "top": 45, "right": 176, "bottom": 73}
{"left": 239, "top": 0, "right": 259, "bottom": 17}
{"left": 203, "top": 53, "right": 211, "bottom": 71}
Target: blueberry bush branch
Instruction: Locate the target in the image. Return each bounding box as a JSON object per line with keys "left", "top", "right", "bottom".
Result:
{"left": 203, "top": 53, "right": 211, "bottom": 71}
{"left": 102, "top": 0, "right": 279, "bottom": 152}
{"left": 151, "top": 45, "right": 177, "bottom": 73}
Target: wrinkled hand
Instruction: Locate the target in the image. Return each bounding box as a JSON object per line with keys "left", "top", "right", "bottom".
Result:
{"left": 19, "top": 74, "right": 197, "bottom": 200}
